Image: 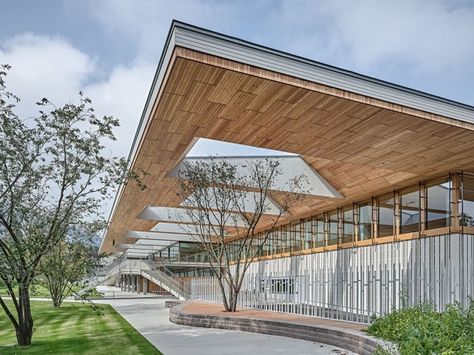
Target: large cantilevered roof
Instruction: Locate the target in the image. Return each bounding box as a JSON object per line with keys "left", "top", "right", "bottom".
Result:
{"left": 99, "top": 20, "right": 474, "bottom": 254}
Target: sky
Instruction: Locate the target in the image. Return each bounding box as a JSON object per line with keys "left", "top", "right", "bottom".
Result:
{"left": 1, "top": 0, "right": 474, "bottom": 159}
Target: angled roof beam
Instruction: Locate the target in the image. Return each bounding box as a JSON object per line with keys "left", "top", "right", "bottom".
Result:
{"left": 137, "top": 206, "right": 248, "bottom": 227}
{"left": 169, "top": 155, "right": 342, "bottom": 198}
{"left": 180, "top": 189, "right": 282, "bottom": 215}
{"left": 149, "top": 222, "right": 226, "bottom": 236}
{"left": 126, "top": 230, "right": 201, "bottom": 243}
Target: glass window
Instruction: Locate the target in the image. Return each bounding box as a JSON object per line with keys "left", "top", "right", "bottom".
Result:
{"left": 378, "top": 193, "right": 395, "bottom": 237}
{"left": 426, "top": 179, "right": 450, "bottom": 229}
{"left": 358, "top": 201, "right": 372, "bottom": 241}
{"left": 290, "top": 223, "right": 301, "bottom": 252}
{"left": 303, "top": 219, "right": 313, "bottom": 249}
{"left": 281, "top": 225, "right": 289, "bottom": 253}
{"left": 328, "top": 211, "right": 338, "bottom": 245}
{"left": 314, "top": 215, "right": 325, "bottom": 247}
{"left": 273, "top": 229, "right": 284, "bottom": 254}
{"left": 461, "top": 174, "right": 474, "bottom": 227}
{"left": 400, "top": 186, "right": 420, "bottom": 233}
{"left": 341, "top": 206, "right": 353, "bottom": 244}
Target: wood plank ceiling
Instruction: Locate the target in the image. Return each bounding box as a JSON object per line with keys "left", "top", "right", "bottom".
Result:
{"left": 100, "top": 47, "right": 474, "bottom": 253}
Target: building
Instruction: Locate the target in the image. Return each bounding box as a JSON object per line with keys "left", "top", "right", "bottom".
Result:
{"left": 98, "top": 21, "right": 474, "bottom": 322}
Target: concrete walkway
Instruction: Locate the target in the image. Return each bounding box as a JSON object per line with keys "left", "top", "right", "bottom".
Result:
{"left": 98, "top": 298, "right": 355, "bottom": 355}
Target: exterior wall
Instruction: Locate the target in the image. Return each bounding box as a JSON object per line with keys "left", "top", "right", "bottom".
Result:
{"left": 147, "top": 278, "right": 172, "bottom": 295}
{"left": 191, "top": 233, "right": 474, "bottom": 323}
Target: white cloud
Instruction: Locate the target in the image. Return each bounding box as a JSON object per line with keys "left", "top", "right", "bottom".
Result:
{"left": 273, "top": 0, "right": 474, "bottom": 78}
{"left": 84, "top": 63, "right": 155, "bottom": 158}
{"left": 85, "top": 0, "right": 246, "bottom": 62}
{"left": 0, "top": 33, "right": 95, "bottom": 118}
{"left": 0, "top": 33, "right": 154, "bottom": 159}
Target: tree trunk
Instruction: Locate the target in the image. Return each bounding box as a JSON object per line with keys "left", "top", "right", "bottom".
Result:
{"left": 16, "top": 285, "right": 33, "bottom": 346}
{"left": 229, "top": 289, "right": 238, "bottom": 312}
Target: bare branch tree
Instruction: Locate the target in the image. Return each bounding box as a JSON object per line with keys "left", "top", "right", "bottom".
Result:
{"left": 176, "top": 157, "right": 305, "bottom": 312}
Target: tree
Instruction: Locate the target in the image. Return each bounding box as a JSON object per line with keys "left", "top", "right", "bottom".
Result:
{"left": 176, "top": 158, "right": 305, "bottom": 312}
{"left": 36, "top": 222, "right": 103, "bottom": 308}
{"left": 0, "top": 65, "right": 138, "bottom": 346}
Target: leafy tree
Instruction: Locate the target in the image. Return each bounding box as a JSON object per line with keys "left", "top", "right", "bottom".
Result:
{"left": 0, "top": 65, "right": 138, "bottom": 346}
{"left": 176, "top": 158, "right": 305, "bottom": 312}
{"left": 37, "top": 222, "right": 103, "bottom": 308}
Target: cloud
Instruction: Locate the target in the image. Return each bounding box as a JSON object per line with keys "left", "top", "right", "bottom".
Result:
{"left": 266, "top": 0, "right": 474, "bottom": 102}
{"left": 0, "top": 33, "right": 95, "bottom": 118}
{"left": 0, "top": 33, "right": 154, "bottom": 159}
{"left": 84, "top": 0, "right": 474, "bottom": 104}
{"left": 84, "top": 64, "right": 155, "bottom": 158}
{"left": 85, "top": 0, "right": 244, "bottom": 63}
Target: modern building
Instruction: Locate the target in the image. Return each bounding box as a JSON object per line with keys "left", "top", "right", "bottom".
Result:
{"left": 99, "top": 21, "right": 474, "bottom": 322}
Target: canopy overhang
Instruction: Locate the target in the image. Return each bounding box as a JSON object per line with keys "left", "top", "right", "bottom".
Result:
{"left": 99, "top": 21, "right": 474, "bottom": 254}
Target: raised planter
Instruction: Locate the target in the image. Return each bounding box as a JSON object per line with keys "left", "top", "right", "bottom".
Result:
{"left": 164, "top": 300, "right": 183, "bottom": 308}
{"left": 169, "top": 303, "right": 395, "bottom": 355}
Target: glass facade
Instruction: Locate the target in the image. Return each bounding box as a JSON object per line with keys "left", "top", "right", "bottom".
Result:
{"left": 155, "top": 173, "right": 474, "bottom": 264}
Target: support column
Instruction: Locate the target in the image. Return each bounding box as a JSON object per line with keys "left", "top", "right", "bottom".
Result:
{"left": 143, "top": 277, "right": 148, "bottom": 295}
{"left": 127, "top": 274, "right": 132, "bottom": 292}
{"left": 137, "top": 276, "right": 141, "bottom": 294}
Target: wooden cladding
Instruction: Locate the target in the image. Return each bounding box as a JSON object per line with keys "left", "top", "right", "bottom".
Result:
{"left": 102, "top": 48, "right": 474, "bottom": 253}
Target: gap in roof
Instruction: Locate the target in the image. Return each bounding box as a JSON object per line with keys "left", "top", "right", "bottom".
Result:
{"left": 186, "top": 138, "right": 297, "bottom": 157}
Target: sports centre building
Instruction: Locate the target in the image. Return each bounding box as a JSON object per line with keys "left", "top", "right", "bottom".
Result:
{"left": 98, "top": 21, "right": 474, "bottom": 323}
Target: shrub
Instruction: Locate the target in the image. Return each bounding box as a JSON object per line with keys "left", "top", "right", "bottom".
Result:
{"left": 368, "top": 300, "right": 474, "bottom": 354}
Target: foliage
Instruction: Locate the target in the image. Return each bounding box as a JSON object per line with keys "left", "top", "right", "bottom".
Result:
{"left": 0, "top": 64, "right": 139, "bottom": 346}
{"left": 368, "top": 300, "right": 474, "bottom": 354}
{"left": 0, "top": 301, "right": 161, "bottom": 354}
{"left": 80, "top": 287, "right": 104, "bottom": 299}
{"left": 176, "top": 158, "right": 306, "bottom": 312}
{"left": 36, "top": 223, "right": 103, "bottom": 308}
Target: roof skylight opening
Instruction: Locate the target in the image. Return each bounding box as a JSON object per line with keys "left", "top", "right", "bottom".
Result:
{"left": 185, "top": 138, "right": 297, "bottom": 158}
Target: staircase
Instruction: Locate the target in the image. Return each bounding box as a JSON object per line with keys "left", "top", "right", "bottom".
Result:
{"left": 141, "top": 259, "right": 189, "bottom": 300}
{"left": 79, "top": 255, "right": 127, "bottom": 295}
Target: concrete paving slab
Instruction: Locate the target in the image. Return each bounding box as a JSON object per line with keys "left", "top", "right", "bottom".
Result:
{"left": 97, "top": 298, "right": 355, "bottom": 355}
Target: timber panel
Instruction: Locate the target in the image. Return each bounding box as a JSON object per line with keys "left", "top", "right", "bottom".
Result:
{"left": 101, "top": 48, "right": 474, "bottom": 253}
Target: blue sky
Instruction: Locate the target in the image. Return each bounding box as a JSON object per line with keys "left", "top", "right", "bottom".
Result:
{"left": 1, "top": 0, "right": 474, "bottom": 158}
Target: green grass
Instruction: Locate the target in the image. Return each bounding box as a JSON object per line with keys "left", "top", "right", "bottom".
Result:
{"left": 368, "top": 300, "right": 474, "bottom": 354}
{"left": 0, "top": 285, "right": 52, "bottom": 298}
{"left": 0, "top": 301, "right": 161, "bottom": 354}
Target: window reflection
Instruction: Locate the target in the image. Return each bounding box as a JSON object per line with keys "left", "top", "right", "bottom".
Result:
{"left": 426, "top": 179, "right": 450, "bottom": 229}
{"left": 400, "top": 187, "right": 420, "bottom": 233}
{"left": 358, "top": 201, "right": 372, "bottom": 240}
{"left": 341, "top": 206, "right": 353, "bottom": 243}
{"left": 328, "top": 211, "right": 338, "bottom": 245}
{"left": 315, "top": 215, "right": 325, "bottom": 247}
{"left": 378, "top": 193, "right": 395, "bottom": 237}
{"left": 461, "top": 174, "right": 474, "bottom": 227}
{"left": 303, "top": 219, "right": 313, "bottom": 249}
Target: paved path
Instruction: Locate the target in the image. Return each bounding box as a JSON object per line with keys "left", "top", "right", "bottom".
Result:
{"left": 98, "top": 298, "right": 355, "bottom": 355}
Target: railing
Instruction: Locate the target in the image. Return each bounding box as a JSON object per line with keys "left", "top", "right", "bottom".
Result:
{"left": 144, "top": 259, "right": 190, "bottom": 299}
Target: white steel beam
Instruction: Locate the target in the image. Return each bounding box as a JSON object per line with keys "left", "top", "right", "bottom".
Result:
{"left": 169, "top": 155, "right": 342, "bottom": 198}
{"left": 180, "top": 189, "right": 282, "bottom": 215}
{"left": 126, "top": 230, "right": 199, "bottom": 243}
{"left": 137, "top": 206, "right": 248, "bottom": 227}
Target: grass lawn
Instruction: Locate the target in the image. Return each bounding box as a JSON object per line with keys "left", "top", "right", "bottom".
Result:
{"left": 0, "top": 301, "right": 161, "bottom": 354}
{"left": 0, "top": 285, "right": 52, "bottom": 298}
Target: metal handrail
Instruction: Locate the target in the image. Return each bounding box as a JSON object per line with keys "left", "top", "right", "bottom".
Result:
{"left": 144, "top": 259, "right": 190, "bottom": 298}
